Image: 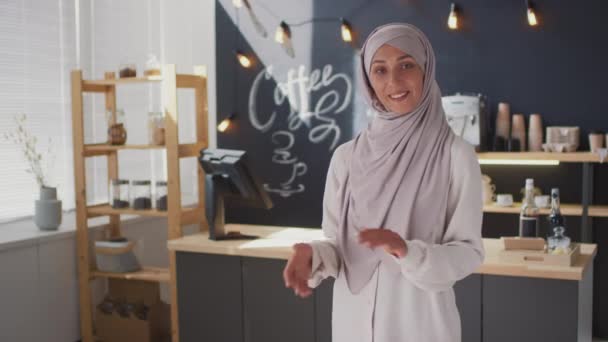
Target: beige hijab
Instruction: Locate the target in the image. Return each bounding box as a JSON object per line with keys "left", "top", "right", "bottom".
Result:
{"left": 337, "top": 23, "right": 455, "bottom": 294}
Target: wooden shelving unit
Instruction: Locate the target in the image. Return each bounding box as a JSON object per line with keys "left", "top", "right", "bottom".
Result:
{"left": 476, "top": 151, "right": 602, "bottom": 241}
{"left": 71, "top": 65, "right": 208, "bottom": 342}
{"left": 477, "top": 151, "right": 604, "bottom": 163}
{"left": 483, "top": 202, "right": 608, "bottom": 217}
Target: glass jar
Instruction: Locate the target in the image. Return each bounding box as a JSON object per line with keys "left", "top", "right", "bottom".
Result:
{"left": 119, "top": 63, "right": 137, "bottom": 78}
{"left": 131, "top": 180, "right": 152, "bottom": 210}
{"left": 547, "top": 226, "right": 571, "bottom": 255}
{"left": 144, "top": 54, "right": 161, "bottom": 77}
{"left": 148, "top": 111, "right": 165, "bottom": 146}
{"left": 109, "top": 179, "right": 129, "bottom": 209}
{"left": 107, "top": 109, "right": 127, "bottom": 145}
{"left": 155, "top": 181, "right": 168, "bottom": 211}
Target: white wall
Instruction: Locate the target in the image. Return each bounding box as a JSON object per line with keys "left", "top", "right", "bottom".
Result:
{"left": 78, "top": 0, "right": 217, "bottom": 205}
{"left": 0, "top": 1, "right": 216, "bottom": 340}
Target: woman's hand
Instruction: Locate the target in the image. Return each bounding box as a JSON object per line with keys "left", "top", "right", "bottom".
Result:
{"left": 358, "top": 228, "right": 408, "bottom": 258}
{"left": 283, "top": 243, "right": 313, "bottom": 298}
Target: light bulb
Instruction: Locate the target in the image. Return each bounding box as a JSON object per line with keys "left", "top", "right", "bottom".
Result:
{"left": 275, "top": 21, "right": 291, "bottom": 44}
{"left": 236, "top": 51, "right": 251, "bottom": 68}
{"left": 341, "top": 19, "right": 353, "bottom": 42}
{"left": 232, "top": 0, "right": 243, "bottom": 8}
{"left": 526, "top": 1, "right": 538, "bottom": 26}
{"left": 217, "top": 118, "right": 231, "bottom": 132}
{"left": 448, "top": 3, "right": 458, "bottom": 30}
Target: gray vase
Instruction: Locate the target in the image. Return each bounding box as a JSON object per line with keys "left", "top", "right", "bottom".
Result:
{"left": 35, "top": 186, "right": 62, "bottom": 231}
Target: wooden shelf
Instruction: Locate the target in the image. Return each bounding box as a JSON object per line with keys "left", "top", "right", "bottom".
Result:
{"left": 477, "top": 152, "right": 603, "bottom": 163}
{"left": 81, "top": 74, "right": 204, "bottom": 90}
{"left": 83, "top": 76, "right": 162, "bottom": 86}
{"left": 91, "top": 266, "right": 170, "bottom": 283}
{"left": 483, "top": 202, "right": 608, "bottom": 217}
{"left": 86, "top": 203, "right": 200, "bottom": 218}
{"left": 83, "top": 142, "right": 206, "bottom": 157}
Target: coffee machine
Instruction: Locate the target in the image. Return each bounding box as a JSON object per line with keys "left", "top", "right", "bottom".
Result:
{"left": 441, "top": 93, "right": 489, "bottom": 152}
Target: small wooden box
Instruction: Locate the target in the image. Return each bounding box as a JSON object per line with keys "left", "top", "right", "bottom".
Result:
{"left": 498, "top": 241, "right": 581, "bottom": 267}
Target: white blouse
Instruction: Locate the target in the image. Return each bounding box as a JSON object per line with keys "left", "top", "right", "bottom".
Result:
{"left": 308, "top": 136, "right": 485, "bottom": 342}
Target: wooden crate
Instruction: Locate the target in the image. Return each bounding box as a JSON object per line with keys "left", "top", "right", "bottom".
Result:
{"left": 498, "top": 243, "right": 581, "bottom": 267}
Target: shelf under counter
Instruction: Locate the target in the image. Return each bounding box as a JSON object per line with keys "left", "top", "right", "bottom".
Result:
{"left": 483, "top": 202, "right": 608, "bottom": 217}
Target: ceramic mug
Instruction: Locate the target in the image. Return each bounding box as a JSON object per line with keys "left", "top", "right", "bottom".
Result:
{"left": 496, "top": 194, "right": 514, "bottom": 207}
{"left": 535, "top": 195, "right": 550, "bottom": 208}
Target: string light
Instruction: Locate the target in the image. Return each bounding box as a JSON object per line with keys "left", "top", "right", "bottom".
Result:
{"left": 275, "top": 21, "right": 289, "bottom": 43}
{"left": 526, "top": 0, "right": 538, "bottom": 26}
{"left": 232, "top": 0, "right": 242, "bottom": 8}
{"left": 274, "top": 21, "right": 295, "bottom": 57}
{"left": 217, "top": 114, "right": 236, "bottom": 133}
{"left": 340, "top": 19, "right": 353, "bottom": 42}
{"left": 236, "top": 50, "right": 252, "bottom": 68}
{"left": 448, "top": 3, "right": 459, "bottom": 30}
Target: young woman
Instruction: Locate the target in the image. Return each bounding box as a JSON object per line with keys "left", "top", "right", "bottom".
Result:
{"left": 283, "top": 23, "right": 484, "bottom": 342}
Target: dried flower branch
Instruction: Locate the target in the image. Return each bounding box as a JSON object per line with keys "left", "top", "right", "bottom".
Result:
{"left": 2, "top": 113, "right": 55, "bottom": 188}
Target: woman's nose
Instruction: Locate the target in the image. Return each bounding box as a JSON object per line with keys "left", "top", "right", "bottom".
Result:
{"left": 388, "top": 70, "right": 401, "bottom": 87}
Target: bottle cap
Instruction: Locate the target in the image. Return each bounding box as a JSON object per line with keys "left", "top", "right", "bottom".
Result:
{"left": 525, "top": 178, "right": 534, "bottom": 188}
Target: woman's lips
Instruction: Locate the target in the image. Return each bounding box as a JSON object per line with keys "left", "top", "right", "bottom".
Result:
{"left": 388, "top": 91, "right": 410, "bottom": 102}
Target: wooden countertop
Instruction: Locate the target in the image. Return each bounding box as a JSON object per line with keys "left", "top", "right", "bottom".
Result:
{"left": 168, "top": 224, "right": 597, "bottom": 281}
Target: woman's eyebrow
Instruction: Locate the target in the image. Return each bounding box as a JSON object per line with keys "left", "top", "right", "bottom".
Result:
{"left": 372, "top": 54, "right": 413, "bottom": 64}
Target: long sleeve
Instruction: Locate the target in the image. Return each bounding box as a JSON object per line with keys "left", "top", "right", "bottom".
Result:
{"left": 393, "top": 139, "right": 485, "bottom": 293}
{"left": 307, "top": 145, "right": 346, "bottom": 288}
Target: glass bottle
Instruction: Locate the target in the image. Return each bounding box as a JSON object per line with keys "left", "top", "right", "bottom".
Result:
{"left": 519, "top": 178, "right": 540, "bottom": 237}
{"left": 547, "top": 188, "right": 565, "bottom": 238}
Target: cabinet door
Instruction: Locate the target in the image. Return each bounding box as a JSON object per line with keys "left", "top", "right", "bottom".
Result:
{"left": 242, "top": 257, "right": 315, "bottom": 342}
{"left": 315, "top": 278, "right": 334, "bottom": 342}
{"left": 454, "top": 274, "right": 482, "bottom": 342}
{"left": 483, "top": 274, "right": 578, "bottom": 342}
{"left": 176, "top": 252, "right": 244, "bottom": 342}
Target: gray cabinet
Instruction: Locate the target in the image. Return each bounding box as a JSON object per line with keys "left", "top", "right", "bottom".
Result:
{"left": 483, "top": 269, "right": 593, "bottom": 342}
{"left": 454, "top": 274, "right": 482, "bottom": 342}
{"left": 176, "top": 252, "right": 591, "bottom": 342}
{"left": 176, "top": 252, "right": 244, "bottom": 342}
{"left": 242, "top": 257, "right": 316, "bottom": 342}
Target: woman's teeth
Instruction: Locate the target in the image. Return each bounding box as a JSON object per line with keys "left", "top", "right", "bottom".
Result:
{"left": 389, "top": 92, "right": 409, "bottom": 100}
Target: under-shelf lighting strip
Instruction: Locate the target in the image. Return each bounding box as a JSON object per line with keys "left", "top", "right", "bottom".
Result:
{"left": 478, "top": 159, "right": 560, "bottom": 166}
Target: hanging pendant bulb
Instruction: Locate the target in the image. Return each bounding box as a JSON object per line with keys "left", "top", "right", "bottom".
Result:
{"left": 275, "top": 21, "right": 295, "bottom": 58}
{"left": 527, "top": 0, "right": 538, "bottom": 26}
{"left": 275, "top": 21, "right": 288, "bottom": 43}
{"left": 232, "top": 0, "right": 243, "bottom": 8}
{"left": 217, "top": 114, "right": 236, "bottom": 133}
{"left": 447, "top": 3, "right": 459, "bottom": 30}
{"left": 340, "top": 19, "right": 353, "bottom": 42}
{"left": 235, "top": 51, "right": 252, "bottom": 68}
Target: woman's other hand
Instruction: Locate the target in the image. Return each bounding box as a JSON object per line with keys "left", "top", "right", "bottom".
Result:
{"left": 358, "top": 228, "right": 408, "bottom": 258}
{"left": 283, "top": 243, "right": 313, "bottom": 298}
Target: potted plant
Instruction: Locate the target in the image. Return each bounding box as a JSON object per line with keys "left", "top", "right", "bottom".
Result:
{"left": 3, "top": 113, "right": 61, "bottom": 230}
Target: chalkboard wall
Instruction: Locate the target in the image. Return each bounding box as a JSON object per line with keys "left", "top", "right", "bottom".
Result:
{"left": 215, "top": 0, "right": 608, "bottom": 336}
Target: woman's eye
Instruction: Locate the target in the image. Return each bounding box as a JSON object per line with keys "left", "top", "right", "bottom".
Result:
{"left": 374, "top": 68, "right": 386, "bottom": 75}
{"left": 401, "top": 63, "right": 414, "bottom": 70}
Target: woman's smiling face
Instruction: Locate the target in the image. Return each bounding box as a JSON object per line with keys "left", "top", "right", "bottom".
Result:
{"left": 368, "top": 44, "right": 424, "bottom": 115}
